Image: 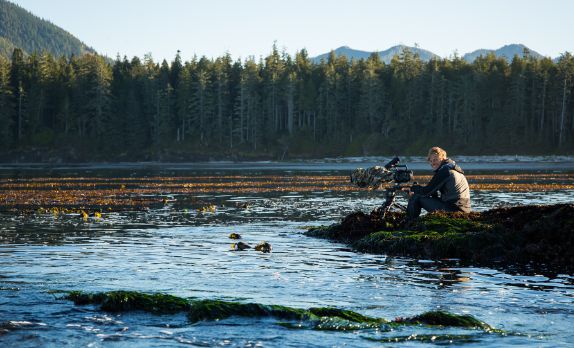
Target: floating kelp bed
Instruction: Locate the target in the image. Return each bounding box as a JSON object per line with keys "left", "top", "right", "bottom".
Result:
{"left": 1, "top": 173, "right": 573, "bottom": 212}
{"left": 306, "top": 204, "right": 574, "bottom": 272}
{"left": 63, "top": 290, "right": 499, "bottom": 333}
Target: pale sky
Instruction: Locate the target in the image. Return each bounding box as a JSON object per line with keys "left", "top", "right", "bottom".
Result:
{"left": 9, "top": 0, "right": 574, "bottom": 62}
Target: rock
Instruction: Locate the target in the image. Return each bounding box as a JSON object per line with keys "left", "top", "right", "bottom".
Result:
{"left": 254, "top": 241, "right": 272, "bottom": 253}
{"left": 306, "top": 204, "right": 574, "bottom": 272}
{"left": 232, "top": 241, "right": 251, "bottom": 251}
{"left": 229, "top": 233, "right": 241, "bottom": 239}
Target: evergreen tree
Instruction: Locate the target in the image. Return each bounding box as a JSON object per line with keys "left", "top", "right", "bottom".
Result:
{"left": 1, "top": 45, "right": 573, "bottom": 159}
{"left": 75, "top": 54, "right": 112, "bottom": 143}
{"left": 0, "top": 55, "right": 13, "bottom": 146}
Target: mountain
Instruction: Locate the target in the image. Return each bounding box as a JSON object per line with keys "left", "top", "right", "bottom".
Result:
{"left": 378, "top": 45, "right": 438, "bottom": 63}
{"left": 312, "top": 44, "right": 547, "bottom": 64}
{"left": 462, "top": 44, "right": 544, "bottom": 62}
{"left": 0, "top": 0, "right": 95, "bottom": 58}
{"left": 312, "top": 45, "right": 439, "bottom": 64}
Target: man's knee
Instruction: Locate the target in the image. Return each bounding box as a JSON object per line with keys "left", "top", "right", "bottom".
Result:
{"left": 418, "top": 196, "right": 449, "bottom": 213}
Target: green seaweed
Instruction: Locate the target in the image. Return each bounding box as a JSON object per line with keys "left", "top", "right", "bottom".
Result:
{"left": 66, "top": 290, "right": 190, "bottom": 313}
{"left": 64, "top": 291, "right": 497, "bottom": 332}
{"left": 415, "top": 214, "right": 493, "bottom": 234}
{"left": 187, "top": 300, "right": 307, "bottom": 323}
{"left": 308, "top": 307, "right": 385, "bottom": 324}
{"left": 395, "top": 311, "right": 495, "bottom": 331}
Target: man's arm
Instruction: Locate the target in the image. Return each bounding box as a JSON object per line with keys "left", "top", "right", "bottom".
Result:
{"left": 411, "top": 167, "right": 450, "bottom": 196}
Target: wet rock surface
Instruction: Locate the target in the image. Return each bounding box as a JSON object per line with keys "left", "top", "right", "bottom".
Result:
{"left": 306, "top": 204, "right": 574, "bottom": 271}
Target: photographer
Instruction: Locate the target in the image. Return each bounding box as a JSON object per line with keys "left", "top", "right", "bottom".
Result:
{"left": 403, "top": 147, "right": 471, "bottom": 219}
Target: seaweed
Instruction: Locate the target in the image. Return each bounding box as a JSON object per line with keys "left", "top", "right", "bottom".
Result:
{"left": 63, "top": 291, "right": 496, "bottom": 332}
{"left": 66, "top": 290, "right": 190, "bottom": 313}
{"left": 394, "top": 311, "right": 494, "bottom": 331}
{"left": 187, "top": 300, "right": 307, "bottom": 323}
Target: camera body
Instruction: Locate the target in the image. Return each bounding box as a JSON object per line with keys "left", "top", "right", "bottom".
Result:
{"left": 385, "top": 156, "right": 414, "bottom": 184}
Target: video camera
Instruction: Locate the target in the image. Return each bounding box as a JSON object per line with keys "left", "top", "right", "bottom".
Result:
{"left": 350, "top": 156, "right": 414, "bottom": 189}
{"left": 350, "top": 157, "right": 414, "bottom": 218}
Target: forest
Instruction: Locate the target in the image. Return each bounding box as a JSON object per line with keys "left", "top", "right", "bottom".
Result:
{"left": 0, "top": 46, "right": 573, "bottom": 161}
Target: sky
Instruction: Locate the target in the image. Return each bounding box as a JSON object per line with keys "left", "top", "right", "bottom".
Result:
{"left": 9, "top": 0, "right": 574, "bottom": 62}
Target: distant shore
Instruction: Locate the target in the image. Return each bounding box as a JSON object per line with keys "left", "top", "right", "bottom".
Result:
{"left": 1, "top": 156, "right": 574, "bottom": 172}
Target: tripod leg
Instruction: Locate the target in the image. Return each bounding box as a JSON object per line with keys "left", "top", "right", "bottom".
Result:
{"left": 380, "top": 194, "right": 396, "bottom": 220}
{"left": 394, "top": 202, "right": 407, "bottom": 211}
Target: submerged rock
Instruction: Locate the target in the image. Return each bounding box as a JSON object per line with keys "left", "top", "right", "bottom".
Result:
{"left": 254, "top": 241, "right": 272, "bottom": 253}
{"left": 306, "top": 204, "right": 574, "bottom": 271}
{"left": 231, "top": 241, "right": 251, "bottom": 251}
{"left": 64, "top": 291, "right": 497, "bottom": 332}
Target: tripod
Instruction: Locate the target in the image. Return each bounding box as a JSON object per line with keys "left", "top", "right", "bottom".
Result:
{"left": 376, "top": 184, "right": 407, "bottom": 219}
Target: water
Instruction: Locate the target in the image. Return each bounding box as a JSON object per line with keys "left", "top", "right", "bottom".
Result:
{"left": 1, "top": 161, "right": 573, "bottom": 347}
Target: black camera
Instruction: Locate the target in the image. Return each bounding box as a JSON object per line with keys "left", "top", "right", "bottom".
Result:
{"left": 383, "top": 156, "right": 414, "bottom": 184}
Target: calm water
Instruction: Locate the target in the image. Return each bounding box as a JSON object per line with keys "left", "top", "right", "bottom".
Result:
{"left": 1, "top": 161, "right": 573, "bottom": 347}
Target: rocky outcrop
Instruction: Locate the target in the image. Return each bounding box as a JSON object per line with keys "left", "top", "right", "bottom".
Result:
{"left": 306, "top": 204, "right": 574, "bottom": 271}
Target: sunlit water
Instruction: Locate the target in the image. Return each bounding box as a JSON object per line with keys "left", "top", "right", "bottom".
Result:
{"left": 1, "top": 163, "right": 573, "bottom": 347}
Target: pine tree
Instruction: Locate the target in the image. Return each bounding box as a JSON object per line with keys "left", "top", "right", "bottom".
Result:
{"left": 0, "top": 55, "right": 13, "bottom": 146}
{"left": 75, "top": 54, "right": 112, "bottom": 144}
{"left": 556, "top": 52, "right": 574, "bottom": 147}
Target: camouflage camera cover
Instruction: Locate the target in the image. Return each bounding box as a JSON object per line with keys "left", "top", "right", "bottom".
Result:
{"left": 350, "top": 166, "right": 394, "bottom": 189}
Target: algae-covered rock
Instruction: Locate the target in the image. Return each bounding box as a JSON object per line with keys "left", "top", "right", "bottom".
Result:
{"left": 254, "top": 241, "right": 272, "bottom": 253}
{"left": 306, "top": 210, "right": 404, "bottom": 242}
{"left": 63, "top": 291, "right": 496, "bottom": 332}
{"left": 395, "top": 311, "right": 494, "bottom": 331}
{"left": 306, "top": 204, "right": 574, "bottom": 271}
{"left": 187, "top": 300, "right": 306, "bottom": 323}
{"left": 231, "top": 241, "right": 251, "bottom": 251}
{"left": 66, "top": 290, "right": 190, "bottom": 313}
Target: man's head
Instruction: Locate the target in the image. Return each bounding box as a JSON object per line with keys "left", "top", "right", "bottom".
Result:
{"left": 427, "top": 146, "right": 447, "bottom": 170}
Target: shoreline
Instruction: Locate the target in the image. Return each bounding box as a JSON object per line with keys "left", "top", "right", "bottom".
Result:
{"left": 1, "top": 157, "right": 574, "bottom": 172}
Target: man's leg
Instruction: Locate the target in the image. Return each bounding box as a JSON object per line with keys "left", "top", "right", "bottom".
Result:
{"left": 418, "top": 196, "right": 459, "bottom": 213}
{"left": 406, "top": 194, "right": 423, "bottom": 219}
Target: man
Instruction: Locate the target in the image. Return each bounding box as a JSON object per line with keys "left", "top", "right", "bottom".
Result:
{"left": 403, "top": 146, "right": 471, "bottom": 219}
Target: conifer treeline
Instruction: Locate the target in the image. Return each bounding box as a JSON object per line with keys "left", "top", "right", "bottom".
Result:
{"left": 0, "top": 46, "right": 573, "bottom": 160}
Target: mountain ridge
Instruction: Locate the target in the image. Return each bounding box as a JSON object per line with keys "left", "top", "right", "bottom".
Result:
{"left": 312, "top": 43, "right": 549, "bottom": 63}
{"left": 0, "top": 0, "right": 95, "bottom": 58}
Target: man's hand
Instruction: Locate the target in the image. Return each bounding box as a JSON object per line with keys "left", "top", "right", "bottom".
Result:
{"left": 401, "top": 187, "right": 414, "bottom": 198}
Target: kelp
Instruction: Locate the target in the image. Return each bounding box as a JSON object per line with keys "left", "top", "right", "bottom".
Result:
{"left": 2, "top": 173, "right": 573, "bottom": 213}
{"left": 306, "top": 204, "right": 574, "bottom": 271}
{"left": 64, "top": 291, "right": 495, "bottom": 332}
